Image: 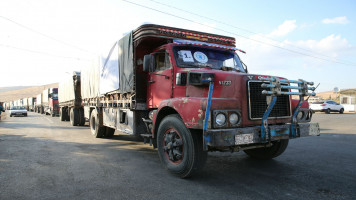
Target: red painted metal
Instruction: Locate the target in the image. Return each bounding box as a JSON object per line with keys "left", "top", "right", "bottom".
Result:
{"left": 149, "top": 43, "right": 297, "bottom": 137}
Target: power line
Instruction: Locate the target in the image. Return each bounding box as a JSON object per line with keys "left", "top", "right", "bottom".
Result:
{"left": 0, "top": 43, "right": 90, "bottom": 61}
{"left": 0, "top": 15, "right": 94, "bottom": 55}
{"left": 122, "top": 0, "right": 356, "bottom": 67}
{"left": 148, "top": 0, "right": 352, "bottom": 64}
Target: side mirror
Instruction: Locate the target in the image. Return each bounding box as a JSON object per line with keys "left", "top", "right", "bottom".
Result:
{"left": 143, "top": 54, "right": 154, "bottom": 72}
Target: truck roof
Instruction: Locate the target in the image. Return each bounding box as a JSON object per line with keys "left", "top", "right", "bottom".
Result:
{"left": 133, "top": 24, "right": 236, "bottom": 47}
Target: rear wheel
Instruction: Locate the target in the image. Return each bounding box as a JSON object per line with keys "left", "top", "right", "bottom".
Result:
{"left": 326, "top": 108, "right": 331, "bottom": 114}
{"left": 78, "top": 108, "right": 85, "bottom": 126}
{"left": 244, "top": 139, "right": 289, "bottom": 159}
{"left": 90, "top": 109, "right": 105, "bottom": 138}
{"left": 59, "top": 108, "right": 66, "bottom": 121}
{"left": 339, "top": 108, "right": 344, "bottom": 114}
{"left": 157, "top": 114, "right": 207, "bottom": 178}
{"left": 70, "top": 108, "right": 79, "bottom": 126}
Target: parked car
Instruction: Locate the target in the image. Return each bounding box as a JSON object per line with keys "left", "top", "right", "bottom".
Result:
{"left": 10, "top": 106, "right": 28, "bottom": 117}
{"left": 310, "top": 100, "right": 344, "bottom": 114}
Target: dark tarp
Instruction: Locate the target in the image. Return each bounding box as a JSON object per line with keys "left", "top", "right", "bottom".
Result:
{"left": 118, "top": 31, "right": 134, "bottom": 93}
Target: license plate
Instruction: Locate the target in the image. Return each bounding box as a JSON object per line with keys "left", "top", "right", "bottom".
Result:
{"left": 309, "top": 123, "right": 320, "bottom": 136}
{"left": 235, "top": 133, "right": 254, "bottom": 145}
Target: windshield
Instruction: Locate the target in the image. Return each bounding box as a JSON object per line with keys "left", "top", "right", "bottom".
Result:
{"left": 11, "top": 106, "right": 26, "bottom": 110}
{"left": 52, "top": 94, "right": 58, "bottom": 100}
{"left": 173, "top": 46, "right": 245, "bottom": 72}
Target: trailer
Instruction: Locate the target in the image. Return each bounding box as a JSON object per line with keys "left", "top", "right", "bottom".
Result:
{"left": 23, "top": 98, "right": 29, "bottom": 111}
{"left": 36, "top": 93, "right": 42, "bottom": 113}
{"left": 28, "top": 97, "right": 36, "bottom": 112}
{"left": 80, "top": 24, "right": 319, "bottom": 178}
{"left": 58, "top": 72, "right": 84, "bottom": 125}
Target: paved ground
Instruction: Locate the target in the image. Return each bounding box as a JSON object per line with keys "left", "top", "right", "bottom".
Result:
{"left": 0, "top": 112, "right": 355, "bottom": 200}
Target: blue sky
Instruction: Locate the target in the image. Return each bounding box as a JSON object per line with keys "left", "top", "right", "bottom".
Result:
{"left": 0, "top": 0, "right": 355, "bottom": 92}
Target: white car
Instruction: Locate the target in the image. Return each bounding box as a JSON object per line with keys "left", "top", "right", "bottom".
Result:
{"left": 310, "top": 100, "right": 344, "bottom": 114}
{"left": 10, "top": 106, "right": 28, "bottom": 117}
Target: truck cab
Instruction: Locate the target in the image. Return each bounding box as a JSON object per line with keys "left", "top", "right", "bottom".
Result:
{"left": 47, "top": 88, "right": 59, "bottom": 117}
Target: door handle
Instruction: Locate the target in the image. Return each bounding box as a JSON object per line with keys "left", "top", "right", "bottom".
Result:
{"left": 149, "top": 80, "right": 155, "bottom": 83}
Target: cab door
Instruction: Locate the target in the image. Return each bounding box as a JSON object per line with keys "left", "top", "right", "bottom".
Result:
{"left": 148, "top": 50, "right": 173, "bottom": 108}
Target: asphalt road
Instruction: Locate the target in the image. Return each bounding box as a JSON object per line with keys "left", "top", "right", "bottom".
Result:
{"left": 0, "top": 112, "right": 355, "bottom": 200}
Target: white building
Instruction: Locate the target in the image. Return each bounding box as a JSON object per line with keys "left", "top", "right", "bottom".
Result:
{"left": 339, "top": 89, "right": 356, "bottom": 112}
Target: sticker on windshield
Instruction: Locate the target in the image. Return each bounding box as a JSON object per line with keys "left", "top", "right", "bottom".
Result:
{"left": 194, "top": 51, "right": 208, "bottom": 63}
{"left": 179, "top": 50, "right": 194, "bottom": 62}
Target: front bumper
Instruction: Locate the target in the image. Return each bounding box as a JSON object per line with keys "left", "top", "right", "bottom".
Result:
{"left": 10, "top": 112, "right": 27, "bottom": 116}
{"left": 205, "top": 123, "right": 320, "bottom": 147}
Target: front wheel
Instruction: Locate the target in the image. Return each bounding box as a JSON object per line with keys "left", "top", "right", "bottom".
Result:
{"left": 157, "top": 114, "right": 207, "bottom": 178}
{"left": 339, "top": 108, "right": 344, "bottom": 114}
{"left": 244, "top": 139, "right": 289, "bottom": 159}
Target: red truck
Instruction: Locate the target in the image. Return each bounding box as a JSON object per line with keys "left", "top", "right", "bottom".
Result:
{"left": 42, "top": 88, "right": 59, "bottom": 117}
{"left": 80, "top": 24, "right": 319, "bottom": 178}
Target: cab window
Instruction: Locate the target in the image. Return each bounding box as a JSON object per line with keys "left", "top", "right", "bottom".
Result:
{"left": 154, "top": 51, "right": 171, "bottom": 72}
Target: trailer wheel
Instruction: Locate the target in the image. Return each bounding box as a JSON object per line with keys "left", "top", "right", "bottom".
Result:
{"left": 78, "top": 108, "right": 85, "bottom": 126}
{"left": 70, "top": 108, "right": 79, "bottom": 126}
{"left": 157, "top": 114, "right": 207, "bottom": 178}
{"left": 59, "top": 108, "right": 65, "bottom": 121}
{"left": 244, "top": 139, "right": 289, "bottom": 159}
{"left": 90, "top": 109, "right": 105, "bottom": 138}
{"left": 105, "top": 127, "right": 115, "bottom": 138}
{"left": 65, "top": 108, "right": 70, "bottom": 121}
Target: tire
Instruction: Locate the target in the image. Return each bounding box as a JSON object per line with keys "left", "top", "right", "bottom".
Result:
{"left": 244, "top": 139, "right": 289, "bottom": 159}
{"left": 78, "top": 108, "right": 85, "bottom": 126}
{"left": 339, "top": 108, "right": 344, "bottom": 114}
{"left": 326, "top": 108, "right": 331, "bottom": 114}
{"left": 10, "top": 114, "right": 12, "bottom": 117}
{"left": 105, "top": 127, "right": 115, "bottom": 138}
{"left": 59, "top": 108, "right": 65, "bottom": 121}
{"left": 70, "top": 108, "right": 79, "bottom": 126}
{"left": 90, "top": 109, "right": 105, "bottom": 138}
{"left": 24, "top": 114, "right": 27, "bottom": 117}
{"left": 157, "top": 114, "right": 207, "bottom": 178}
{"left": 65, "top": 108, "right": 70, "bottom": 121}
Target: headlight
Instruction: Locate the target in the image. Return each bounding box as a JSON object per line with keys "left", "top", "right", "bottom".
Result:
{"left": 229, "top": 113, "right": 239, "bottom": 125}
{"left": 297, "top": 111, "right": 304, "bottom": 120}
{"left": 148, "top": 110, "right": 154, "bottom": 120}
{"left": 215, "top": 113, "right": 226, "bottom": 126}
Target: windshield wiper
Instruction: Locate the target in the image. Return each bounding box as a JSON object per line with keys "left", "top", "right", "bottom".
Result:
{"left": 221, "top": 66, "right": 240, "bottom": 72}
{"left": 179, "top": 63, "right": 210, "bottom": 68}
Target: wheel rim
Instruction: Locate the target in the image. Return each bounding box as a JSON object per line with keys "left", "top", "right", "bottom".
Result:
{"left": 163, "top": 128, "right": 184, "bottom": 164}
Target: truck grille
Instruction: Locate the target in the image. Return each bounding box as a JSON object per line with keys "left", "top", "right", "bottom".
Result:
{"left": 248, "top": 81, "right": 290, "bottom": 120}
